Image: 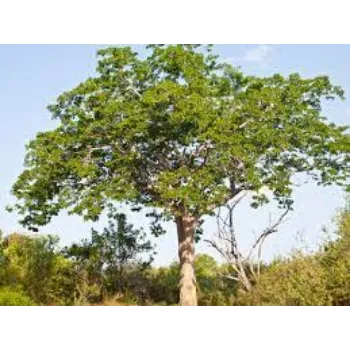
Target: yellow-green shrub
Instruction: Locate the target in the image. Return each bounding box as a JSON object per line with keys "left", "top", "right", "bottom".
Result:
{"left": 0, "top": 287, "right": 35, "bottom": 306}
{"left": 236, "top": 254, "right": 331, "bottom": 306}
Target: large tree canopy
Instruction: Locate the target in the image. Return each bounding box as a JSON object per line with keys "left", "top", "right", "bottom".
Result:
{"left": 12, "top": 44, "right": 350, "bottom": 230}
{"left": 10, "top": 44, "right": 350, "bottom": 305}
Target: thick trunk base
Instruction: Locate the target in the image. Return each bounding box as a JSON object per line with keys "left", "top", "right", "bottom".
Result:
{"left": 176, "top": 214, "right": 197, "bottom": 306}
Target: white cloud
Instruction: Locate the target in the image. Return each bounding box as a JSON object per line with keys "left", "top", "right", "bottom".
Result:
{"left": 226, "top": 44, "right": 273, "bottom": 69}
{"left": 242, "top": 45, "right": 272, "bottom": 64}
{"left": 223, "top": 57, "right": 239, "bottom": 65}
{"left": 346, "top": 108, "right": 350, "bottom": 116}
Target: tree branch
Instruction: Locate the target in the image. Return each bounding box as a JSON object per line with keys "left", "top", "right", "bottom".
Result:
{"left": 206, "top": 200, "right": 290, "bottom": 292}
{"left": 247, "top": 208, "right": 290, "bottom": 261}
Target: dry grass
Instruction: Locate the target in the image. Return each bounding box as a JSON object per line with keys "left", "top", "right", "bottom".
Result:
{"left": 87, "top": 294, "right": 138, "bottom": 306}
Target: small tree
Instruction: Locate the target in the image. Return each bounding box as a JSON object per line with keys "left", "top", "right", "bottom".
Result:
{"left": 11, "top": 45, "right": 350, "bottom": 305}
{"left": 65, "top": 205, "right": 154, "bottom": 301}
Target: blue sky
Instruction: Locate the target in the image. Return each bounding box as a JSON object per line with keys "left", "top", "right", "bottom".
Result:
{"left": 0, "top": 45, "right": 349, "bottom": 265}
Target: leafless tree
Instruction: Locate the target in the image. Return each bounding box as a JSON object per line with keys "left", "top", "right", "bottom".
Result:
{"left": 205, "top": 192, "right": 290, "bottom": 292}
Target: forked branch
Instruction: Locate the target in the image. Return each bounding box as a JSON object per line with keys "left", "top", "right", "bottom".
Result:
{"left": 205, "top": 199, "right": 290, "bottom": 291}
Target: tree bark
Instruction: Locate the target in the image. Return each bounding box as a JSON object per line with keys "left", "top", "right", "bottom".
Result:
{"left": 176, "top": 214, "right": 197, "bottom": 306}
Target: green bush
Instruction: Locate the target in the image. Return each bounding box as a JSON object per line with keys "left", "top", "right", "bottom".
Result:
{"left": 235, "top": 254, "right": 331, "bottom": 306}
{"left": 139, "top": 255, "right": 236, "bottom": 306}
{"left": 0, "top": 230, "right": 10, "bottom": 285}
{"left": 0, "top": 287, "right": 35, "bottom": 306}
{"left": 195, "top": 255, "right": 236, "bottom": 306}
{"left": 2, "top": 233, "right": 76, "bottom": 305}
{"left": 320, "top": 205, "right": 350, "bottom": 305}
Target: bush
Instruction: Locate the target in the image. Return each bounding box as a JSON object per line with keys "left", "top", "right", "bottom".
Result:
{"left": 146, "top": 263, "right": 179, "bottom": 305}
{"left": 195, "top": 255, "right": 236, "bottom": 306}
{"left": 236, "top": 253, "right": 331, "bottom": 306}
{"left": 2, "top": 233, "right": 77, "bottom": 305}
{"left": 41, "top": 256, "right": 77, "bottom": 306}
{"left": 0, "top": 235, "right": 7, "bottom": 285}
{"left": 234, "top": 203, "right": 350, "bottom": 306}
{"left": 0, "top": 287, "right": 35, "bottom": 306}
{"left": 139, "top": 255, "right": 236, "bottom": 306}
{"left": 320, "top": 204, "right": 350, "bottom": 305}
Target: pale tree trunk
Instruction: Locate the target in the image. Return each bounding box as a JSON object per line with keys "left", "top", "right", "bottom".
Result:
{"left": 176, "top": 214, "right": 197, "bottom": 306}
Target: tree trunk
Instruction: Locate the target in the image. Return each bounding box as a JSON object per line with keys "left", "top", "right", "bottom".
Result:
{"left": 176, "top": 214, "right": 197, "bottom": 306}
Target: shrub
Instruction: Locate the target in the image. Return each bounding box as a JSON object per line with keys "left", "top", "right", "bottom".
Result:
{"left": 236, "top": 253, "right": 331, "bottom": 306}
{"left": 320, "top": 204, "right": 350, "bottom": 305}
{"left": 2, "top": 233, "right": 77, "bottom": 305}
{"left": 0, "top": 287, "right": 35, "bottom": 306}
{"left": 142, "top": 255, "right": 236, "bottom": 306}
{"left": 195, "top": 255, "right": 236, "bottom": 306}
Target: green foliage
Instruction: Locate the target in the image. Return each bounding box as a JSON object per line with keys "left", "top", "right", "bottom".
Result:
{"left": 0, "top": 287, "right": 35, "bottom": 306}
{"left": 1, "top": 233, "right": 76, "bottom": 305}
{"left": 64, "top": 205, "right": 155, "bottom": 303}
{"left": 42, "top": 255, "right": 76, "bottom": 305}
{"left": 73, "top": 269, "right": 102, "bottom": 306}
{"left": 319, "top": 203, "right": 350, "bottom": 305}
{"left": 195, "top": 254, "right": 236, "bottom": 305}
{"left": 146, "top": 262, "right": 180, "bottom": 305}
{"left": 236, "top": 200, "right": 350, "bottom": 306}
{"left": 236, "top": 254, "right": 330, "bottom": 306}
{"left": 142, "top": 255, "right": 235, "bottom": 306}
{"left": 0, "top": 230, "right": 9, "bottom": 285}
{"left": 10, "top": 45, "right": 350, "bottom": 232}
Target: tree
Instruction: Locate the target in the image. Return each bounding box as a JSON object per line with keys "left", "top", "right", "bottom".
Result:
{"left": 11, "top": 44, "right": 350, "bottom": 305}
{"left": 65, "top": 205, "right": 154, "bottom": 301}
{"left": 206, "top": 193, "right": 290, "bottom": 292}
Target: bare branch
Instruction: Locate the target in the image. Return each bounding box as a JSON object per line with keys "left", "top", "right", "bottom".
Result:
{"left": 247, "top": 208, "right": 290, "bottom": 261}
{"left": 228, "top": 191, "right": 248, "bottom": 211}
{"left": 206, "top": 199, "right": 290, "bottom": 292}
{"left": 204, "top": 239, "right": 228, "bottom": 260}
{"left": 223, "top": 275, "right": 240, "bottom": 282}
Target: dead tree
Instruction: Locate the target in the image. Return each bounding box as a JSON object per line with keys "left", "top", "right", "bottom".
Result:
{"left": 205, "top": 192, "right": 290, "bottom": 292}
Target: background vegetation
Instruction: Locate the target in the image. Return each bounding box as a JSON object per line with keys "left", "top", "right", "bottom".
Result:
{"left": 1, "top": 202, "right": 350, "bottom": 306}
